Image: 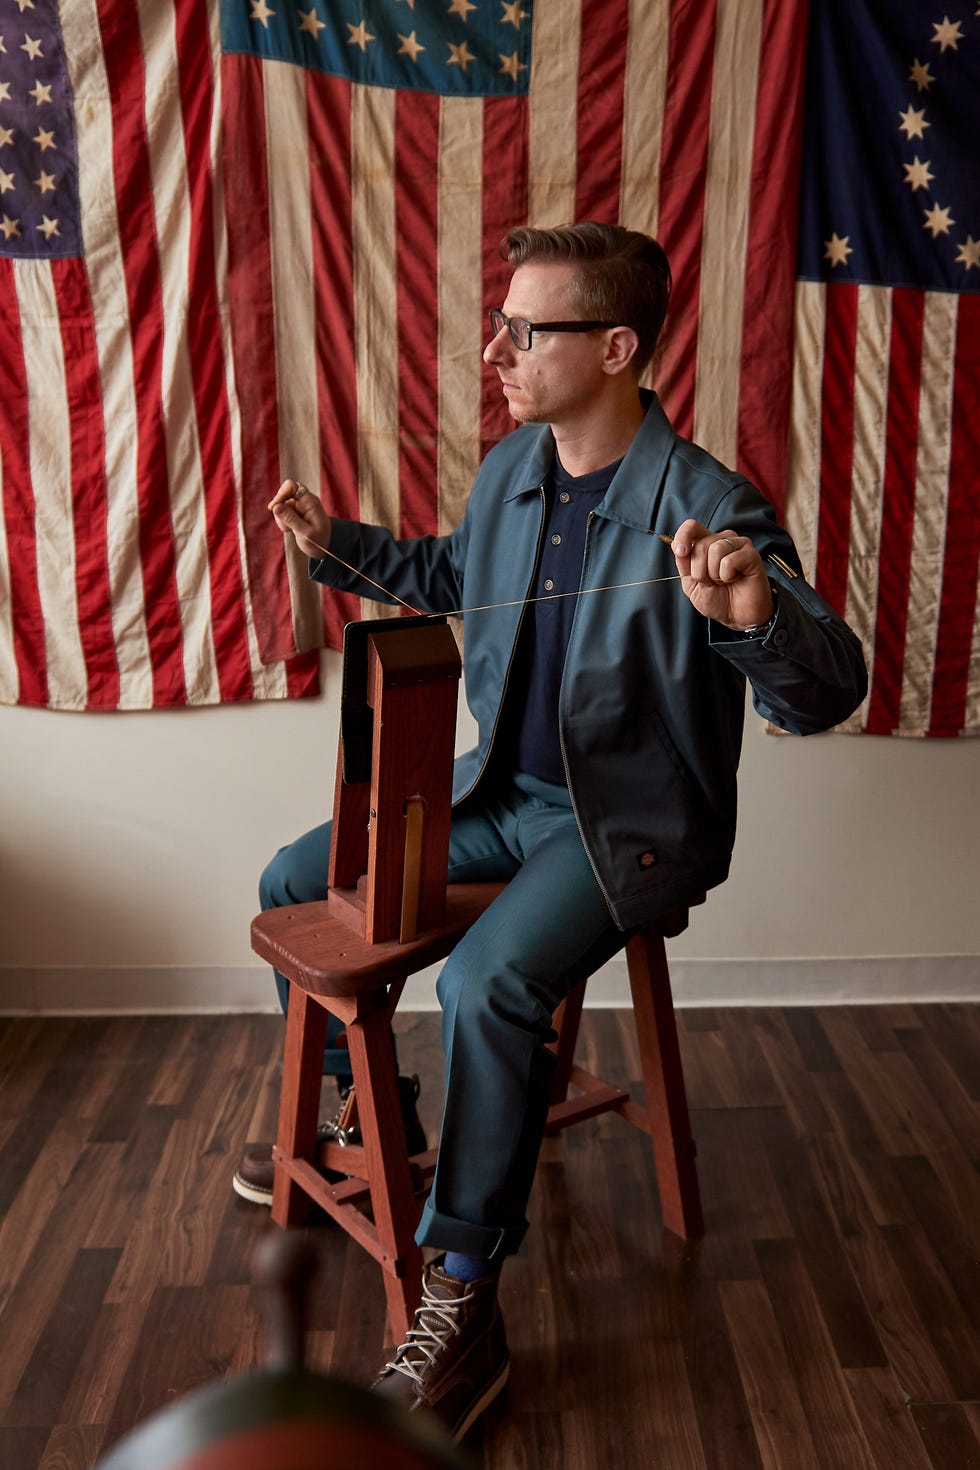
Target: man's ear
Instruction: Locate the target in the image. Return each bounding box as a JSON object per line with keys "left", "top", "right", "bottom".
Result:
{"left": 601, "top": 326, "right": 640, "bottom": 376}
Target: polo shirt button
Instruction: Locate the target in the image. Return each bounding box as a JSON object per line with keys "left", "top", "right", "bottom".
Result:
{"left": 559, "top": 492, "right": 571, "bottom": 504}
{"left": 544, "top": 579, "right": 555, "bottom": 591}
{"left": 551, "top": 533, "right": 562, "bottom": 545}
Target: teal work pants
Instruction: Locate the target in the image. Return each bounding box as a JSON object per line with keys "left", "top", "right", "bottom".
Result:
{"left": 260, "top": 773, "right": 626, "bottom": 1260}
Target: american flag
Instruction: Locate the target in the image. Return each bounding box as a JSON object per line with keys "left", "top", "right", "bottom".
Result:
{"left": 0, "top": 0, "right": 320, "bottom": 709}
{"left": 219, "top": 0, "right": 811, "bottom": 662}
{"left": 785, "top": 0, "right": 980, "bottom": 737}
{"left": 1, "top": 1, "right": 975, "bottom": 730}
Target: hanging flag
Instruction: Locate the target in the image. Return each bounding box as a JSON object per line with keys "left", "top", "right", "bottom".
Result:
{"left": 0, "top": 0, "right": 320, "bottom": 710}
{"left": 786, "top": 0, "right": 980, "bottom": 736}
{"left": 218, "top": 0, "right": 810, "bottom": 663}
{"left": 219, "top": 0, "right": 536, "bottom": 659}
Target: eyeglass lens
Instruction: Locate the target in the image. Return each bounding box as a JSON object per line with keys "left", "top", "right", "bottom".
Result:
{"left": 489, "top": 310, "right": 530, "bottom": 350}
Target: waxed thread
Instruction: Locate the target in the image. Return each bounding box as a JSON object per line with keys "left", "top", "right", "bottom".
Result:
{"left": 306, "top": 538, "right": 684, "bottom": 619}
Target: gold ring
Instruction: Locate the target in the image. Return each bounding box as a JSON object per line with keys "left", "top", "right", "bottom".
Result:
{"left": 721, "top": 536, "right": 738, "bottom": 553}
{"left": 293, "top": 482, "right": 309, "bottom": 498}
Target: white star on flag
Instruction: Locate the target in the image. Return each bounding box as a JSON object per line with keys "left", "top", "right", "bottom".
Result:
{"left": 930, "top": 16, "right": 963, "bottom": 51}
{"left": 922, "top": 201, "right": 954, "bottom": 237}
{"left": 823, "top": 232, "right": 853, "bottom": 266}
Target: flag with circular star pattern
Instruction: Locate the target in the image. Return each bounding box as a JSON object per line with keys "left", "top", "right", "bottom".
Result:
{"left": 787, "top": 0, "right": 979, "bottom": 735}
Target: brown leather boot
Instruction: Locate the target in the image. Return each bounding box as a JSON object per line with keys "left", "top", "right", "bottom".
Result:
{"left": 372, "top": 1258, "right": 509, "bottom": 1442}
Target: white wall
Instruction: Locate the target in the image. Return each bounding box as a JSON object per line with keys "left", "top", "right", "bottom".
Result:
{"left": 2, "top": 649, "right": 978, "bottom": 1012}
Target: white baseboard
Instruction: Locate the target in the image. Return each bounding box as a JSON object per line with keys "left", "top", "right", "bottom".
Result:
{"left": 1, "top": 954, "right": 977, "bottom": 1016}
{"left": 595, "top": 953, "right": 980, "bottom": 1007}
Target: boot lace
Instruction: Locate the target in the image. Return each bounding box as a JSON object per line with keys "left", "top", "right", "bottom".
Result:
{"left": 383, "top": 1278, "right": 476, "bottom": 1387}
{"left": 318, "top": 1074, "right": 421, "bottom": 1150}
{"left": 316, "top": 1108, "right": 359, "bottom": 1149}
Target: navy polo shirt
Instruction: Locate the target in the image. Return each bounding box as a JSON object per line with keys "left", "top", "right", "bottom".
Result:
{"left": 507, "top": 453, "right": 622, "bottom": 784}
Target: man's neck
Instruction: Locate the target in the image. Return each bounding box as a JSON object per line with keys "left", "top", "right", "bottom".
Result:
{"left": 550, "top": 391, "right": 646, "bottom": 478}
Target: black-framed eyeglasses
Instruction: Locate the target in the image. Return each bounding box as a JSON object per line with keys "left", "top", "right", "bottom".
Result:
{"left": 488, "top": 308, "right": 618, "bottom": 352}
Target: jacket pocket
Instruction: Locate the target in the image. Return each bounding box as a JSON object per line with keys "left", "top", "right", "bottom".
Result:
{"left": 564, "top": 704, "right": 712, "bottom": 900}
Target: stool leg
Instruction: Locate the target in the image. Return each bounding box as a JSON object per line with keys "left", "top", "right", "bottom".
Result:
{"left": 346, "top": 990, "right": 424, "bottom": 1342}
{"left": 272, "top": 986, "right": 328, "bottom": 1227}
{"left": 548, "top": 979, "right": 587, "bottom": 1105}
{"left": 625, "top": 930, "right": 704, "bottom": 1239}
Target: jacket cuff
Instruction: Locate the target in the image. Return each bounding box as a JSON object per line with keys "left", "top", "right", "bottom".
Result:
{"left": 709, "top": 584, "right": 787, "bottom": 651}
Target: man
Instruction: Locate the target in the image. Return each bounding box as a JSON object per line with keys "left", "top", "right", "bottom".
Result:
{"left": 247, "top": 224, "right": 866, "bottom": 1441}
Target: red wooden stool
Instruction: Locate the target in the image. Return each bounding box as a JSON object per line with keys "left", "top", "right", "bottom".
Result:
{"left": 250, "top": 888, "right": 705, "bottom": 1340}
{"left": 250, "top": 618, "right": 704, "bottom": 1340}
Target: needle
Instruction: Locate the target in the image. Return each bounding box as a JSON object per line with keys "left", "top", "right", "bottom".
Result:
{"left": 656, "top": 531, "right": 798, "bottom": 579}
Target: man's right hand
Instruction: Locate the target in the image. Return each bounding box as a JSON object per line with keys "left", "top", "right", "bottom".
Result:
{"left": 268, "top": 479, "right": 332, "bottom": 560}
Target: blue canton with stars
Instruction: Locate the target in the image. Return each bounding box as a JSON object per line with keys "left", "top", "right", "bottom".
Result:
{"left": 797, "top": 0, "right": 980, "bottom": 294}
{"left": 221, "top": 0, "right": 533, "bottom": 98}
{"left": 0, "top": 0, "right": 82, "bottom": 260}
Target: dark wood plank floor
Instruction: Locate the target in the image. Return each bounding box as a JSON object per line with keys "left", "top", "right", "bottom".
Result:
{"left": 1, "top": 1002, "right": 978, "bottom": 1470}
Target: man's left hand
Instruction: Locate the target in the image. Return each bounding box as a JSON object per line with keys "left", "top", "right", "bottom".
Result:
{"left": 668, "top": 519, "right": 773, "bottom": 630}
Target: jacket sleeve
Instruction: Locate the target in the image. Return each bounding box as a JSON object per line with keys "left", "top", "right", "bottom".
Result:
{"left": 704, "top": 484, "right": 868, "bottom": 734}
{"left": 308, "top": 513, "right": 471, "bottom": 615}
{"left": 709, "top": 576, "right": 868, "bottom": 734}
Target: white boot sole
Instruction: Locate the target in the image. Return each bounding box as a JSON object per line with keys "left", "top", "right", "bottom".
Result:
{"left": 231, "top": 1171, "right": 272, "bottom": 1207}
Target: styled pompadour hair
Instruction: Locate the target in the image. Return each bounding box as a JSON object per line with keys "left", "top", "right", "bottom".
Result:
{"left": 499, "top": 223, "right": 672, "bottom": 375}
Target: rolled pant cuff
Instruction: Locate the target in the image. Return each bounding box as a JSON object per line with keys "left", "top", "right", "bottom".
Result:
{"left": 414, "top": 1199, "right": 528, "bottom": 1262}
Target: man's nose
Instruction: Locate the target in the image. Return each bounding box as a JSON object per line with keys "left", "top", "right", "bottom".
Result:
{"left": 483, "top": 322, "right": 513, "bottom": 365}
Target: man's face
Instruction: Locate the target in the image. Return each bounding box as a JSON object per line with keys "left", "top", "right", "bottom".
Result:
{"left": 483, "top": 262, "right": 612, "bottom": 429}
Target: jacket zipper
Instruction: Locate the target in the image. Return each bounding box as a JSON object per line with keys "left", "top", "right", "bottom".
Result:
{"left": 452, "top": 484, "right": 548, "bottom": 806}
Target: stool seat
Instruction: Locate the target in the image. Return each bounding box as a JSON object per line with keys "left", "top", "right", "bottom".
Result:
{"left": 250, "top": 882, "right": 508, "bottom": 996}
{"left": 250, "top": 882, "right": 705, "bottom": 1342}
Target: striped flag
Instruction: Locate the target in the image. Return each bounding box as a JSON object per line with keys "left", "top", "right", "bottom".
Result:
{"left": 785, "top": 0, "right": 980, "bottom": 737}
{"left": 0, "top": 0, "right": 319, "bottom": 710}
{"left": 219, "top": 0, "right": 538, "bottom": 657}
{"left": 220, "top": 0, "right": 810, "bottom": 663}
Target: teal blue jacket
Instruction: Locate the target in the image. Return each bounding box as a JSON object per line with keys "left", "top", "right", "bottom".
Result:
{"left": 313, "top": 394, "right": 867, "bottom": 929}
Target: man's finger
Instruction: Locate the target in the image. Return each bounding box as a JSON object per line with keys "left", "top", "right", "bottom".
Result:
{"left": 669, "top": 518, "right": 709, "bottom": 559}
{"left": 268, "top": 478, "right": 308, "bottom": 510}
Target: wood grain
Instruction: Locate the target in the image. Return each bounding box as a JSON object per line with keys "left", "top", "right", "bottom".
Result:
{"left": 0, "top": 1005, "right": 978, "bottom": 1469}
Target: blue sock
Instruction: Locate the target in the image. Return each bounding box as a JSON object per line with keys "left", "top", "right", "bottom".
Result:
{"left": 442, "top": 1251, "right": 497, "bottom": 1282}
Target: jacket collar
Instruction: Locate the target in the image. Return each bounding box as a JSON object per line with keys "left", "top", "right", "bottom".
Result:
{"left": 501, "top": 390, "right": 675, "bottom": 530}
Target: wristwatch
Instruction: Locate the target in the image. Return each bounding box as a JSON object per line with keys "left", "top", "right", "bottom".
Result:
{"left": 738, "top": 587, "right": 778, "bottom": 638}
